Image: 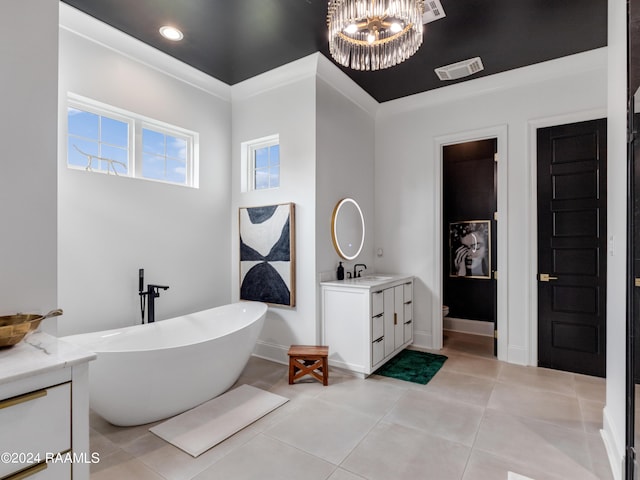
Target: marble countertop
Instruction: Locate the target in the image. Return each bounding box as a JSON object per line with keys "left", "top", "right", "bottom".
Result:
{"left": 0, "top": 332, "right": 96, "bottom": 385}
{"left": 320, "top": 274, "right": 413, "bottom": 289}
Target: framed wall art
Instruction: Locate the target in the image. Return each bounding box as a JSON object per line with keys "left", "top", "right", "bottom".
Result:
{"left": 239, "top": 203, "right": 295, "bottom": 307}
{"left": 449, "top": 220, "right": 491, "bottom": 279}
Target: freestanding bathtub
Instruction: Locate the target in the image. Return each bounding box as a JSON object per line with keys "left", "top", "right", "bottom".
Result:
{"left": 61, "top": 301, "right": 267, "bottom": 426}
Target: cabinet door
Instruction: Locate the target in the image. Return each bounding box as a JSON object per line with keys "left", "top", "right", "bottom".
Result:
{"left": 394, "top": 285, "right": 404, "bottom": 349}
{"left": 383, "top": 288, "right": 395, "bottom": 357}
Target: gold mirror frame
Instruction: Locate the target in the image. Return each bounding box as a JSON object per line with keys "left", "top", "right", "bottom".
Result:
{"left": 331, "top": 198, "right": 365, "bottom": 260}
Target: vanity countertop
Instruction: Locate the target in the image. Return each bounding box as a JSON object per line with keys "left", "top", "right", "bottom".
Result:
{"left": 321, "top": 274, "right": 413, "bottom": 289}
{"left": 0, "top": 332, "right": 96, "bottom": 385}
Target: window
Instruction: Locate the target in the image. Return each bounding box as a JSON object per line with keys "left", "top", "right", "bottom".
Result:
{"left": 67, "top": 95, "right": 198, "bottom": 187}
{"left": 245, "top": 135, "right": 280, "bottom": 190}
{"left": 142, "top": 128, "right": 189, "bottom": 184}
{"left": 67, "top": 107, "right": 131, "bottom": 175}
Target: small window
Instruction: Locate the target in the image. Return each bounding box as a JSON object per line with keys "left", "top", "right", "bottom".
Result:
{"left": 142, "top": 127, "right": 189, "bottom": 185}
{"left": 67, "top": 94, "right": 198, "bottom": 187}
{"left": 246, "top": 135, "right": 280, "bottom": 190}
{"left": 67, "top": 107, "right": 130, "bottom": 175}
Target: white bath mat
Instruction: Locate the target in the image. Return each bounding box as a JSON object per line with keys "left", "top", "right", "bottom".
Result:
{"left": 149, "top": 384, "right": 288, "bottom": 457}
{"left": 508, "top": 473, "right": 535, "bottom": 480}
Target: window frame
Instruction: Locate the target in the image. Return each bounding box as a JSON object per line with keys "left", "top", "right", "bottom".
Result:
{"left": 139, "top": 121, "right": 195, "bottom": 186}
{"left": 67, "top": 100, "right": 134, "bottom": 176}
{"left": 66, "top": 94, "right": 199, "bottom": 188}
{"left": 243, "top": 134, "right": 280, "bottom": 192}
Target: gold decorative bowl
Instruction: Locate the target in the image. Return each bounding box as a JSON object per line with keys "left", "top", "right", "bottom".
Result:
{"left": 0, "top": 309, "right": 63, "bottom": 348}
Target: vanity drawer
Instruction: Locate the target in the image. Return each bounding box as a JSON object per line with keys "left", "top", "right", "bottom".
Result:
{"left": 372, "top": 291, "right": 384, "bottom": 317}
{"left": 404, "top": 320, "right": 413, "bottom": 343}
{"left": 372, "top": 337, "right": 384, "bottom": 366}
{"left": 0, "top": 383, "right": 71, "bottom": 478}
{"left": 404, "top": 302, "right": 412, "bottom": 322}
{"left": 403, "top": 282, "right": 413, "bottom": 303}
{"left": 4, "top": 459, "right": 71, "bottom": 480}
{"left": 372, "top": 313, "right": 384, "bottom": 340}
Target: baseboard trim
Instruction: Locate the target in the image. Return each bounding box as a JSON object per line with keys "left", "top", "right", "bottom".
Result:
{"left": 412, "top": 330, "right": 433, "bottom": 350}
{"left": 506, "top": 345, "right": 529, "bottom": 366}
{"left": 601, "top": 406, "right": 624, "bottom": 480}
{"left": 443, "top": 317, "right": 493, "bottom": 336}
{"left": 252, "top": 340, "right": 288, "bottom": 366}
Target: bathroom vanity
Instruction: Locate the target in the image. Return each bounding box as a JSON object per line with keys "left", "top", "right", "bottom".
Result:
{"left": 0, "top": 333, "right": 95, "bottom": 480}
{"left": 320, "top": 275, "right": 413, "bottom": 376}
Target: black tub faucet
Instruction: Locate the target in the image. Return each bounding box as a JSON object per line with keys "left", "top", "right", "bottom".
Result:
{"left": 138, "top": 268, "right": 169, "bottom": 323}
{"left": 354, "top": 263, "right": 367, "bottom": 278}
{"left": 145, "top": 284, "right": 169, "bottom": 323}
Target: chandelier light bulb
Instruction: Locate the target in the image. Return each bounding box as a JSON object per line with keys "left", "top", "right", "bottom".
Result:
{"left": 390, "top": 22, "right": 403, "bottom": 33}
{"left": 345, "top": 23, "right": 358, "bottom": 34}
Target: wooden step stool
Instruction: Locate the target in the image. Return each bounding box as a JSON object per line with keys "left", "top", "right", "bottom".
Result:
{"left": 287, "top": 345, "right": 329, "bottom": 386}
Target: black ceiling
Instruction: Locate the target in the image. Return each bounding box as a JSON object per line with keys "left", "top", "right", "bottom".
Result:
{"left": 60, "top": 0, "right": 608, "bottom": 103}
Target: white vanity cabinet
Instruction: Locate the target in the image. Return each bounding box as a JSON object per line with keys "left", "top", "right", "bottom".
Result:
{"left": 321, "top": 275, "right": 413, "bottom": 376}
{"left": 0, "top": 333, "right": 95, "bottom": 480}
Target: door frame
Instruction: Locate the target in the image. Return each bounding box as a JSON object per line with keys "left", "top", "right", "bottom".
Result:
{"left": 527, "top": 108, "right": 607, "bottom": 367}
{"left": 434, "top": 125, "right": 508, "bottom": 360}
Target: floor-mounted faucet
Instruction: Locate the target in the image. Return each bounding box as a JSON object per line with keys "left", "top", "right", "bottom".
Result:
{"left": 144, "top": 284, "right": 169, "bottom": 323}
{"left": 138, "top": 268, "right": 169, "bottom": 323}
{"left": 354, "top": 263, "right": 367, "bottom": 278}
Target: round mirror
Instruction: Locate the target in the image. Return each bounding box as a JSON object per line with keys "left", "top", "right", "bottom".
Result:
{"left": 331, "top": 198, "right": 365, "bottom": 260}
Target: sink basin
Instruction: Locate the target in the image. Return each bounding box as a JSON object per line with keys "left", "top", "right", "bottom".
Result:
{"left": 354, "top": 275, "right": 392, "bottom": 282}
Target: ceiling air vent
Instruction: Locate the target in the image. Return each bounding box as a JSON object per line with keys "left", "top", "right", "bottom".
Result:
{"left": 435, "top": 57, "right": 485, "bottom": 81}
{"left": 423, "top": 0, "right": 446, "bottom": 24}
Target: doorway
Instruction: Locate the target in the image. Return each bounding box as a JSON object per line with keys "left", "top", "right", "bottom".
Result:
{"left": 442, "top": 138, "right": 497, "bottom": 356}
{"left": 536, "top": 118, "right": 607, "bottom": 378}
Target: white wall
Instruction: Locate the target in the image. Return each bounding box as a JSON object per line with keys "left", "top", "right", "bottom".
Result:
{"left": 374, "top": 49, "right": 608, "bottom": 362}
{"left": 231, "top": 57, "right": 317, "bottom": 363}
{"left": 57, "top": 6, "right": 232, "bottom": 335}
{"left": 602, "top": 0, "right": 628, "bottom": 477}
{"left": 228, "top": 54, "right": 378, "bottom": 362}
{"left": 315, "top": 55, "right": 377, "bottom": 283}
{"left": 0, "top": 0, "right": 59, "bottom": 332}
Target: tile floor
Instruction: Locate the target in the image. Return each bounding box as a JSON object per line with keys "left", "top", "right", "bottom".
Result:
{"left": 89, "top": 331, "right": 614, "bottom": 480}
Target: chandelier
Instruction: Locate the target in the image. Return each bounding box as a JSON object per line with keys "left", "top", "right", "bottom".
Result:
{"left": 327, "top": 0, "right": 425, "bottom": 71}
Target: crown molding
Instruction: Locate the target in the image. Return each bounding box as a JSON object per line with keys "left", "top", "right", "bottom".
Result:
{"left": 231, "top": 53, "right": 319, "bottom": 102}
{"left": 379, "top": 47, "right": 608, "bottom": 117}
{"left": 315, "top": 54, "right": 379, "bottom": 117}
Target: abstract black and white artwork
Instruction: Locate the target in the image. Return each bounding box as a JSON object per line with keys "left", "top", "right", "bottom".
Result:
{"left": 239, "top": 203, "right": 295, "bottom": 307}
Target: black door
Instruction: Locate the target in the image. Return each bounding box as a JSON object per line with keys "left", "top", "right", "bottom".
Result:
{"left": 537, "top": 118, "right": 607, "bottom": 377}
{"left": 443, "top": 138, "right": 498, "bottom": 354}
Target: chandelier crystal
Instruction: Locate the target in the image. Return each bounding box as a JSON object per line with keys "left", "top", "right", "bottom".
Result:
{"left": 327, "top": 0, "right": 425, "bottom": 71}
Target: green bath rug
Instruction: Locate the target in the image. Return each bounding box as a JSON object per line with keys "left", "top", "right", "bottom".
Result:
{"left": 373, "top": 349, "right": 447, "bottom": 385}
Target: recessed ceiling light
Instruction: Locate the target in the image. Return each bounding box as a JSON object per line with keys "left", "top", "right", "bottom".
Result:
{"left": 159, "top": 26, "right": 183, "bottom": 41}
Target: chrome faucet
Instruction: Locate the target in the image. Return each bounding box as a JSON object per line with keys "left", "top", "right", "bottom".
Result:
{"left": 354, "top": 263, "right": 367, "bottom": 278}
